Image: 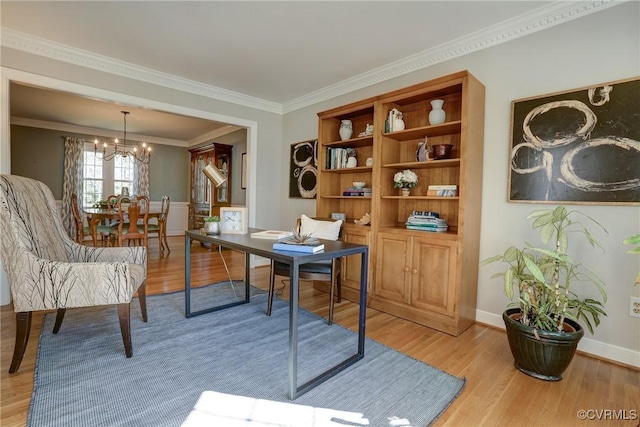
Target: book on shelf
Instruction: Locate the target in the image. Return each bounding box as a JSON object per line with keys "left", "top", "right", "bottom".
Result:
{"left": 427, "top": 185, "right": 457, "bottom": 190}
{"left": 405, "top": 225, "right": 448, "bottom": 233}
{"left": 272, "top": 242, "right": 325, "bottom": 253}
{"left": 427, "top": 189, "right": 457, "bottom": 197}
{"left": 343, "top": 187, "right": 372, "bottom": 196}
{"left": 250, "top": 230, "right": 294, "bottom": 240}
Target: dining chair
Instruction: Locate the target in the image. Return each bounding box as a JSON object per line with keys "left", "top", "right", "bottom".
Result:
{"left": 71, "top": 193, "right": 112, "bottom": 246}
{"left": 266, "top": 215, "right": 343, "bottom": 324}
{"left": 0, "top": 175, "right": 148, "bottom": 373}
{"left": 116, "top": 196, "right": 150, "bottom": 247}
{"left": 148, "top": 195, "right": 170, "bottom": 254}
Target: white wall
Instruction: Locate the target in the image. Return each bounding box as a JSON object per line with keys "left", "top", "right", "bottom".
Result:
{"left": 282, "top": 3, "right": 640, "bottom": 365}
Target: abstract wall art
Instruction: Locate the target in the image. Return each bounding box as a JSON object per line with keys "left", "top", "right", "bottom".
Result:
{"left": 289, "top": 139, "right": 318, "bottom": 199}
{"left": 509, "top": 77, "right": 640, "bottom": 205}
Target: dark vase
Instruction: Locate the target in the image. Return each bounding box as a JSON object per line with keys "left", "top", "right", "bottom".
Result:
{"left": 503, "top": 308, "right": 584, "bottom": 381}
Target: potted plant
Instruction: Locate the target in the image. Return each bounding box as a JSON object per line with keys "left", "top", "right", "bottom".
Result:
{"left": 393, "top": 169, "right": 418, "bottom": 197}
{"left": 481, "top": 206, "right": 607, "bottom": 381}
{"left": 203, "top": 216, "right": 221, "bottom": 235}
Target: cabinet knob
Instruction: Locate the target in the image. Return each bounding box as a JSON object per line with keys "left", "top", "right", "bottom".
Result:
{"left": 412, "top": 268, "right": 418, "bottom": 274}
{"left": 404, "top": 266, "right": 410, "bottom": 272}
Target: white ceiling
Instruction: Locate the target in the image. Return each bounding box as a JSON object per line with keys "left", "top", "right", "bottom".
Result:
{"left": 1, "top": 1, "right": 619, "bottom": 143}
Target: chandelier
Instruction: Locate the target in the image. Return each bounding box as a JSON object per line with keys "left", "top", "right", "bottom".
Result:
{"left": 92, "top": 111, "right": 151, "bottom": 164}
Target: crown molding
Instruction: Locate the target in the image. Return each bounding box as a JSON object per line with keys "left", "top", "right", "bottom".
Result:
{"left": 10, "top": 116, "right": 189, "bottom": 147}
{"left": 187, "top": 125, "right": 245, "bottom": 147}
{"left": 0, "top": 28, "right": 283, "bottom": 115}
{"left": 0, "top": 1, "right": 626, "bottom": 115}
{"left": 281, "top": 0, "right": 625, "bottom": 113}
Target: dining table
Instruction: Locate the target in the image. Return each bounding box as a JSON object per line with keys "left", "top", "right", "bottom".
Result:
{"left": 83, "top": 207, "right": 162, "bottom": 247}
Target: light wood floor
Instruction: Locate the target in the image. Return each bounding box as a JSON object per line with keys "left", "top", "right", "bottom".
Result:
{"left": 1, "top": 236, "right": 638, "bottom": 426}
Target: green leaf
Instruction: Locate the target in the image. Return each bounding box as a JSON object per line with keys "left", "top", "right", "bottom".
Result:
{"left": 504, "top": 269, "right": 514, "bottom": 300}
{"left": 523, "top": 256, "right": 545, "bottom": 283}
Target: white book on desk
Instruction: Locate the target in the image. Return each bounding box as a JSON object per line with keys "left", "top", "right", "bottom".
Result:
{"left": 272, "top": 242, "right": 325, "bottom": 253}
{"left": 250, "top": 230, "right": 294, "bottom": 240}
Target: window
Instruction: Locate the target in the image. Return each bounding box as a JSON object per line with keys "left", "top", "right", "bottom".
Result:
{"left": 82, "top": 145, "right": 134, "bottom": 208}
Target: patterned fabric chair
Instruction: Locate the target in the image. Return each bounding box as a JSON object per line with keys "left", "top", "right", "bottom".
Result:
{"left": 0, "top": 175, "right": 148, "bottom": 373}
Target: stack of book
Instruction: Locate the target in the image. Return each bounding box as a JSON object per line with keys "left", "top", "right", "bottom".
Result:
{"left": 405, "top": 212, "right": 448, "bottom": 232}
{"left": 273, "top": 236, "right": 324, "bottom": 253}
{"left": 250, "top": 230, "right": 294, "bottom": 240}
{"left": 343, "top": 186, "right": 372, "bottom": 197}
{"left": 427, "top": 185, "right": 457, "bottom": 197}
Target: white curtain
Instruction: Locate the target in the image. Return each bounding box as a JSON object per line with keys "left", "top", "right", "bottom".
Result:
{"left": 61, "top": 137, "right": 84, "bottom": 238}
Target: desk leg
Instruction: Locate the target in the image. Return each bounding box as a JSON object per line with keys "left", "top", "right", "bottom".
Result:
{"left": 185, "top": 234, "right": 192, "bottom": 317}
{"left": 244, "top": 252, "right": 251, "bottom": 303}
{"left": 184, "top": 236, "right": 251, "bottom": 318}
{"left": 288, "top": 261, "right": 300, "bottom": 400}
{"left": 288, "top": 249, "right": 368, "bottom": 400}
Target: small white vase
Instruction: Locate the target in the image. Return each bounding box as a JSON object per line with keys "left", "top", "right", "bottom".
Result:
{"left": 339, "top": 120, "right": 353, "bottom": 141}
{"left": 346, "top": 156, "right": 358, "bottom": 168}
{"left": 429, "top": 99, "right": 446, "bottom": 125}
{"left": 393, "top": 118, "right": 405, "bottom": 131}
{"left": 401, "top": 188, "right": 410, "bottom": 197}
{"left": 204, "top": 222, "right": 220, "bottom": 235}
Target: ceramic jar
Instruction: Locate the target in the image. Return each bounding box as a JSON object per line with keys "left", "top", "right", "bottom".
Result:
{"left": 346, "top": 156, "right": 358, "bottom": 168}
{"left": 339, "top": 120, "right": 353, "bottom": 141}
{"left": 204, "top": 221, "right": 220, "bottom": 235}
{"left": 429, "top": 99, "right": 446, "bottom": 125}
{"left": 401, "top": 188, "right": 410, "bottom": 197}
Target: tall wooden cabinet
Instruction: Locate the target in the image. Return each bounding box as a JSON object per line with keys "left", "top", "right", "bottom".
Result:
{"left": 317, "top": 71, "right": 485, "bottom": 336}
{"left": 188, "top": 143, "right": 232, "bottom": 231}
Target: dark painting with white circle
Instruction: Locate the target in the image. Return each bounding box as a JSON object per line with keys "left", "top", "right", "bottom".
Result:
{"left": 509, "top": 77, "right": 640, "bottom": 204}
{"left": 289, "top": 140, "right": 318, "bottom": 198}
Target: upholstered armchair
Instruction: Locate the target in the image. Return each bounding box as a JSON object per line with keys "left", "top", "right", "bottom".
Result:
{"left": 0, "top": 175, "right": 148, "bottom": 373}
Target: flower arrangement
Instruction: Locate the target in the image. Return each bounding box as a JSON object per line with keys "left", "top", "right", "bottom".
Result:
{"left": 393, "top": 169, "right": 418, "bottom": 189}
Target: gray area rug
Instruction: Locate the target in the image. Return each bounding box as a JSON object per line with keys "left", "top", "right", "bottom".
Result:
{"left": 29, "top": 281, "right": 465, "bottom": 427}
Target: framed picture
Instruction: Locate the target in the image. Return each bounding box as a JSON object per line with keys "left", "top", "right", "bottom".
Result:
{"left": 241, "top": 153, "right": 247, "bottom": 190}
{"left": 289, "top": 139, "right": 318, "bottom": 199}
{"left": 509, "top": 77, "right": 640, "bottom": 205}
{"left": 219, "top": 206, "right": 248, "bottom": 234}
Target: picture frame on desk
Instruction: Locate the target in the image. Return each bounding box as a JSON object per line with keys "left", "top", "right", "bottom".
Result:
{"left": 220, "top": 207, "right": 248, "bottom": 234}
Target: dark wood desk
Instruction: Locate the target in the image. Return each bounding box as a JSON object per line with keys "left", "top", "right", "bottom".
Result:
{"left": 184, "top": 228, "right": 369, "bottom": 400}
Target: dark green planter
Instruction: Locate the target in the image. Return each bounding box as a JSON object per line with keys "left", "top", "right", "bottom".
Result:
{"left": 503, "top": 308, "right": 584, "bottom": 381}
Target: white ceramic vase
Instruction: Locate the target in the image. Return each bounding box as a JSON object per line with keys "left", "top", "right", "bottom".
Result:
{"left": 339, "top": 120, "right": 353, "bottom": 141}
{"left": 429, "top": 99, "right": 446, "bottom": 125}
{"left": 401, "top": 188, "right": 410, "bottom": 197}
{"left": 346, "top": 156, "right": 358, "bottom": 168}
{"left": 204, "top": 222, "right": 220, "bottom": 235}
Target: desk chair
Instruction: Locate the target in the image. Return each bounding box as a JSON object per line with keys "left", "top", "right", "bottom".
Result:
{"left": 0, "top": 175, "right": 148, "bottom": 373}
{"left": 267, "top": 215, "right": 343, "bottom": 324}
{"left": 71, "top": 193, "right": 112, "bottom": 246}
{"left": 148, "top": 195, "right": 170, "bottom": 254}
{"left": 116, "top": 196, "right": 149, "bottom": 247}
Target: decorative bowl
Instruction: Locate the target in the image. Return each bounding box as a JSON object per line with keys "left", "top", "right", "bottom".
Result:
{"left": 432, "top": 144, "right": 453, "bottom": 160}
{"left": 353, "top": 181, "right": 366, "bottom": 188}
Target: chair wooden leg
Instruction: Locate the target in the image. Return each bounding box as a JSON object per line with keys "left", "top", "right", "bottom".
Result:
{"left": 161, "top": 223, "right": 170, "bottom": 254}
{"left": 329, "top": 277, "right": 336, "bottom": 326}
{"left": 267, "top": 261, "right": 276, "bottom": 316}
{"left": 9, "top": 312, "right": 32, "bottom": 374}
{"left": 137, "top": 281, "right": 148, "bottom": 322}
{"left": 118, "top": 303, "right": 133, "bottom": 358}
{"left": 52, "top": 308, "right": 66, "bottom": 333}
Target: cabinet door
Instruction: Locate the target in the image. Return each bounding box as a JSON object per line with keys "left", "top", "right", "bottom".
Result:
{"left": 374, "top": 232, "right": 411, "bottom": 304}
{"left": 410, "top": 236, "right": 458, "bottom": 316}
{"left": 341, "top": 227, "right": 371, "bottom": 295}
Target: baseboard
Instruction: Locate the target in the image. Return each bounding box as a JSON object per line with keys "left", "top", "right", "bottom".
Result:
{"left": 475, "top": 309, "right": 640, "bottom": 369}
